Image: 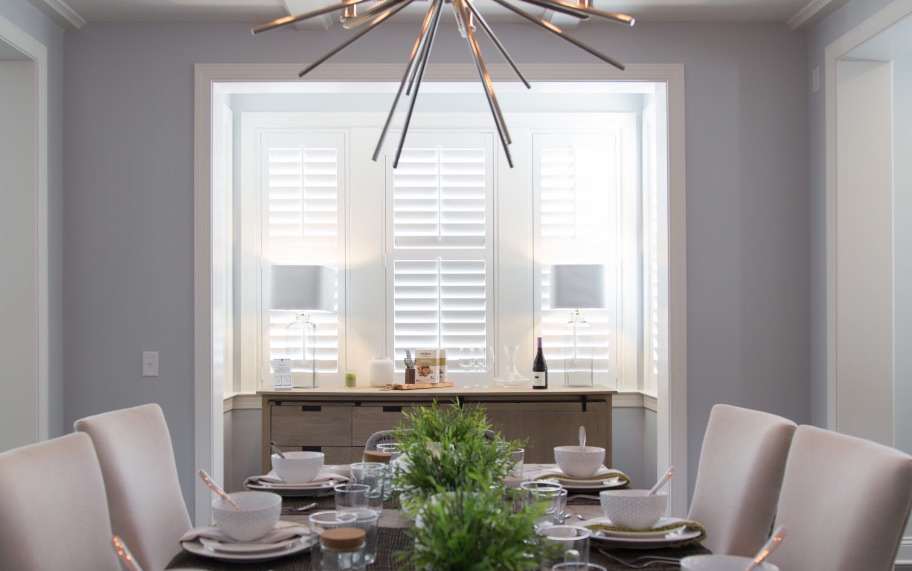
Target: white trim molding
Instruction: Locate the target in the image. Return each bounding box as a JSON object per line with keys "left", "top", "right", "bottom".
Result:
{"left": 34, "top": 0, "right": 86, "bottom": 29}
{"left": 787, "top": 0, "right": 850, "bottom": 30}
{"left": 0, "top": 14, "right": 49, "bottom": 446}
{"left": 195, "top": 61, "right": 687, "bottom": 520}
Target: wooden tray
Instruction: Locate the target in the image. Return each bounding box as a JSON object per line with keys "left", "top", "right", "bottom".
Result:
{"left": 386, "top": 381, "right": 455, "bottom": 390}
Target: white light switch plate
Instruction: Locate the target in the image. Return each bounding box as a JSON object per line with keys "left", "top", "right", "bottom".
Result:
{"left": 142, "top": 351, "right": 159, "bottom": 377}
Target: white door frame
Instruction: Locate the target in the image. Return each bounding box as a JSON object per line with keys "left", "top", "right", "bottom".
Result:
{"left": 825, "top": 0, "right": 912, "bottom": 429}
{"left": 0, "top": 14, "right": 49, "bottom": 449}
{"left": 194, "top": 62, "right": 688, "bottom": 524}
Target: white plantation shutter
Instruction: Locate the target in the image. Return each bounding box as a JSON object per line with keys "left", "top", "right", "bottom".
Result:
{"left": 387, "top": 132, "right": 493, "bottom": 367}
{"left": 535, "top": 133, "right": 620, "bottom": 384}
{"left": 260, "top": 131, "right": 344, "bottom": 374}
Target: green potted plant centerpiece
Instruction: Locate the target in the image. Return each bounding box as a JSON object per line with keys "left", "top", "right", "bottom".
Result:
{"left": 392, "top": 400, "right": 546, "bottom": 570}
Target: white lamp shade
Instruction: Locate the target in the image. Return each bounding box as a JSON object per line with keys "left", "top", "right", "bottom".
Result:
{"left": 550, "top": 264, "right": 607, "bottom": 309}
{"left": 270, "top": 265, "right": 336, "bottom": 312}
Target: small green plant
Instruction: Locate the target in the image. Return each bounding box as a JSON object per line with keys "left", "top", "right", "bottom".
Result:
{"left": 403, "top": 484, "right": 546, "bottom": 571}
{"left": 393, "top": 400, "right": 524, "bottom": 505}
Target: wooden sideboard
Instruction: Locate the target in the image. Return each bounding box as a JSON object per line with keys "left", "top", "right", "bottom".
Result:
{"left": 258, "top": 386, "right": 615, "bottom": 472}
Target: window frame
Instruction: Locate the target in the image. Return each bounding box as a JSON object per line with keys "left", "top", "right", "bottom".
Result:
{"left": 238, "top": 110, "right": 647, "bottom": 394}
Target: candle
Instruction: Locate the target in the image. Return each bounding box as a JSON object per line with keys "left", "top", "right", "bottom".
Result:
{"left": 345, "top": 371, "right": 357, "bottom": 388}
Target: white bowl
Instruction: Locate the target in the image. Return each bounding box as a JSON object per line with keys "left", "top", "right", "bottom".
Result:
{"left": 599, "top": 489, "right": 667, "bottom": 530}
{"left": 212, "top": 491, "right": 281, "bottom": 541}
{"left": 554, "top": 445, "right": 605, "bottom": 478}
{"left": 272, "top": 450, "right": 324, "bottom": 484}
{"left": 681, "top": 555, "right": 780, "bottom": 571}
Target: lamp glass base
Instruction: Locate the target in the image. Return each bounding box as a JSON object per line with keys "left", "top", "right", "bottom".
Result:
{"left": 563, "top": 358, "right": 593, "bottom": 387}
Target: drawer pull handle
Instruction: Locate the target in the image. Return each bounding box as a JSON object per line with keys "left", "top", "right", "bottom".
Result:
{"left": 383, "top": 406, "right": 403, "bottom": 413}
{"left": 301, "top": 406, "right": 322, "bottom": 412}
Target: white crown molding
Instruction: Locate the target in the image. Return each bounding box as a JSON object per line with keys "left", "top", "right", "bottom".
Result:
{"left": 787, "top": 0, "right": 848, "bottom": 30}
{"left": 33, "top": 0, "right": 86, "bottom": 29}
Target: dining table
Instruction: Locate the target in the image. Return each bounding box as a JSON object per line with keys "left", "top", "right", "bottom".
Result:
{"left": 167, "top": 500, "right": 709, "bottom": 570}
{"left": 167, "top": 467, "right": 709, "bottom": 570}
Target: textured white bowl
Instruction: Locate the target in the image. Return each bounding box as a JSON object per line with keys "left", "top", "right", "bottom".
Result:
{"left": 681, "top": 555, "right": 779, "bottom": 571}
{"left": 272, "top": 450, "right": 324, "bottom": 484}
{"left": 212, "top": 491, "right": 281, "bottom": 541}
{"left": 599, "top": 489, "right": 667, "bottom": 530}
{"left": 554, "top": 445, "right": 605, "bottom": 478}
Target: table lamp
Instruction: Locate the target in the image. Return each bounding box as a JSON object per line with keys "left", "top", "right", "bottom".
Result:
{"left": 550, "top": 264, "right": 607, "bottom": 386}
{"left": 270, "top": 264, "right": 335, "bottom": 389}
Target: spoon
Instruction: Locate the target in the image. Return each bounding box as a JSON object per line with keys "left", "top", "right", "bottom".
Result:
{"left": 746, "top": 524, "right": 786, "bottom": 570}
{"left": 270, "top": 441, "right": 286, "bottom": 459}
{"left": 112, "top": 535, "right": 144, "bottom": 571}
{"left": 648, "top": 465, "right": 675, "bottom": 495}
{"left": 198, "top": 469, "right": 240, "bottom": 511}
{"left": 579, "top": 425, "right": 586, "bottom": 450}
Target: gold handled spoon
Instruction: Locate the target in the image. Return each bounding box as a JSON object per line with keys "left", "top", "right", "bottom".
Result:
{"left": 746, "top": 524, "right": 786, "bottom": 570}
{"left": 112, "top": 535, "right": 144, "bottom": 571}
{"left": 648, "top": 465, "right": 675, "bottom": 495}
{"left": 198, "top": 468, "right": 241, "bottom": 511}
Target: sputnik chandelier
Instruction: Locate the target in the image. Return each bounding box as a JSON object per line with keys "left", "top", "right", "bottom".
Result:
{"left": 252, "top": 0, "right": 634, "bottom": 167}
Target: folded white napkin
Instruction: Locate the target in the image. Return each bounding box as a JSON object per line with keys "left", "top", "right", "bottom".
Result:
{"left": 180, "top": 520, "right": 312, "bottom": 544}
{"left": 244, "top": 469, "right": 350, "bottom": 489}
{"left": 526, "top": 465, "right": 629, "bottom": 485}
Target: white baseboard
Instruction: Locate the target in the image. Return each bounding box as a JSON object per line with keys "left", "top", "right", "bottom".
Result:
{"left": 896, "top": 536, "right": 912, "bottom": 567}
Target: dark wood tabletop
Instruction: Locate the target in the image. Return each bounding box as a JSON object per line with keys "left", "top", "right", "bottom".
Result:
{"left": 168, "top": 493, "right": 709, "bottom": 570}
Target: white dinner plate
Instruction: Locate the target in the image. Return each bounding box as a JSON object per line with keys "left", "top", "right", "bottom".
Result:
{"left": 244, "top": 466, "right": 350, "bottom": 496}
{"left": 198, "top": 535, "right": 304, "bottom": 554}
{"left": 181, "top": 535, "right": 315, "bottom": 562}
{"left": 525, "top": 465, "right": 629, "bottom": 492}
{"left": 585, "top": 517, "right": 702, "bottom": 549}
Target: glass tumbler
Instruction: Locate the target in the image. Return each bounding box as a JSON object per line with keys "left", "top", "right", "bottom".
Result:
{"left": 349, "top": 462, "right": 385, "bottom": 515}
{"left": 334, "top": 483, "right": 370, "bottom": 512}
{"left": 539, "top": 525, "right": 591, "bottom": 568}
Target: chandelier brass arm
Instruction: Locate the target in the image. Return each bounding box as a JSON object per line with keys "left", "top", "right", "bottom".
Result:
{"left": 252, "top": 0, "right": 634, "bottom": 167}
{"left": 487, "top": 0, "right": 626, "bottom": 70}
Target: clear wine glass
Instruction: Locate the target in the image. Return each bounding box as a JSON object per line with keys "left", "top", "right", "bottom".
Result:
{"left": 460, "top": 347, "right": 479, "bottom": 388}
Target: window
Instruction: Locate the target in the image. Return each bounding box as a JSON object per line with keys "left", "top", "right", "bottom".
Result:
{"left": 386, "top": 132, "right": 494, "bottom": 367}
{"left": 237, "top": 97, "right": 653, "bottom": 394}
{"left": 258, "top": 131, "right": 345, "bottom": 383}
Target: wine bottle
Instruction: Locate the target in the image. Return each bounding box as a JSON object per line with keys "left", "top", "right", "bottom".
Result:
{"left": 532, "top": 336, "right": 548, "bottom": 389}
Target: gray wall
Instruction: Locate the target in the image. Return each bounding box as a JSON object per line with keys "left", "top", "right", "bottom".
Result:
{"left": 62, "top": 20, "right": 811, "bottom": 510}
{"left": 0, "top": 0, "right": 65, "bottom": 438}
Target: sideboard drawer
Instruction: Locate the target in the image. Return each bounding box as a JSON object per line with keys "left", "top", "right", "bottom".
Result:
{"left": 352, "top": 404, "right": 416, "bottom": 446}
{"left": 271, "top": 403, "right": 353, "bottom": 447}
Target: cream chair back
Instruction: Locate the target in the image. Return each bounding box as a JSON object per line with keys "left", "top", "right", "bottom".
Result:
{"left": 0, "top": 432, "right": 121, "bottom": 570}
{"left": 767, "top": 425, "right": 912, "bottom": 571}
{"left": 687, "top": 404, "right": 797, "bottom": 556}
{"left": 76, "top": 403, "right": 192, "bottom": 571}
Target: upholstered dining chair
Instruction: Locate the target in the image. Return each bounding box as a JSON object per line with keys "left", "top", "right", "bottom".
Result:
{"left": 687, "top": 403, "right": 797, "bottom": 557}
{"left": 0, "top": 432, "right": 122, "bottom": 570}
{"left": 766, "top": 425, "right": 912, "bottom": 571}
{"left": 75, "top": 403, "right": 192, "bottom": 571}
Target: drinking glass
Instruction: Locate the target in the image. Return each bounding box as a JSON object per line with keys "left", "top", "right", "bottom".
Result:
{"left": 334, "top": 483, "right": 370, "bottom": 512}
{"left": 510, "top": 448, "right": 525, "bottom": 477}
{"left": 521, "top": 481, "right": 564, "bottom": 530}
{"left": 346, "top": 508, "right": 379, "bottom": 564}
{"left": 349, "top": 462, "right": 385, "bottom": 515}
{"left": 308, "top": 510, "right": 358, "bottom": 535}
{"left": 460, "top": 347, "right": 481, "bottom": 388}
{"left": 539, "top": 525, "right": 591, "bottom": 568}
{"left": 550, "top": 563, "right": 606, "bottom": 571}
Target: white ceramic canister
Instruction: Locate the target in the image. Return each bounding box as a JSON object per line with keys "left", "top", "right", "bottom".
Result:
{"left": 367, "top": 357, "right": 394, "bottom": 387}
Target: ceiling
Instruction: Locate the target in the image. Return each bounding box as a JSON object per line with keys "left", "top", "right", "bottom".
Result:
{"left": 33, "top": 0, "right": 846, "bottom": 31}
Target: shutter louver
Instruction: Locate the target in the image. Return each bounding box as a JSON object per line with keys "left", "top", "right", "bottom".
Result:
{"left": 537, "top": 136, "right": 617, "bottom": 382}
{"left": 262, "top": 134, "right": 342, "bottom": 374}
{"left": 390, "top": 137, "right": 490, "bottom": 368}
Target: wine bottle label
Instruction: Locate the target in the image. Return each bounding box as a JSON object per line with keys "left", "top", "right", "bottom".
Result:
{"left": 532, "top": 372, "right": 547, "bottom": 388}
